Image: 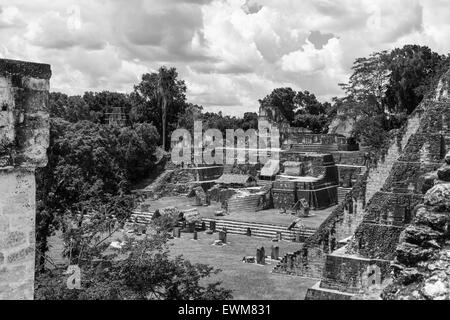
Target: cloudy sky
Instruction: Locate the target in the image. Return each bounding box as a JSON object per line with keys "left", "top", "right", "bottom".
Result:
{"left": 1, "top": 0, "right": 449, "bottom": 115}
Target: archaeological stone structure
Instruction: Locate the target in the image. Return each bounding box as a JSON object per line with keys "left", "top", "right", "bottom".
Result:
{"left": 132, "top": 92, "right": 368, "bottom": 245}
{"left": 380, "top": 156, "right": 450, "bottom": 300}
{"left": 286, "top": 69, "right": 450, "bottom": 300}
{"left": 273, "top": 153, "right": 339, "bottom": 210}
{"left": 126, "top": 66, "right": 450, "bottom": 300}
{"left": 0, "top": 59, "right": 51, "bottom": 299}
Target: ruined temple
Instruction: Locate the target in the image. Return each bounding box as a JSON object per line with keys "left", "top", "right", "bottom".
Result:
{"left": 0, "top": 59, "right": 51, "bottom": 299}
{"left": 271, "top": 69, "right": 450, "bottom": 300}
{"left": 272, "top": 153, "right": 338, "bottom": 210}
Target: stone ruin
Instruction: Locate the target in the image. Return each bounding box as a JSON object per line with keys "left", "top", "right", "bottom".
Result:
{"left": 0, "top": 58, "right": 51, "bottom": 299}
{"left": 382, "top": 154, "right": 450, "bottom": 300}
{"left": 268, "top": 68, "right": 450, "bottom": 300}
{"left": 272, "top": 153, "right": 339, "bottom": 211}
{"left": 256, "top": 101, "right": 366, "bottom": 214}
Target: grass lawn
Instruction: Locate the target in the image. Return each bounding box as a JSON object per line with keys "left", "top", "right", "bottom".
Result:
{"left": 47, "top": 229, "right": 317, "bottom": 300}
{"left": 168, "top": 231, "right": 317, "bottom": 300}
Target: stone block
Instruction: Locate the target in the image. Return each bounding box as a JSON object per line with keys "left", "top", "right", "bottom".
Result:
{"left": 437, "top": 166, "right": 450, "bottom": 182}
{"left": 271, "top": 246, "right": 279, "bottom": 260}
{"left": 219, "top": 231, "right": 227, "bottom": 243}
{"left": 424, "top": 184, "right": 450, "bottom": 210}
{"left": 403, "top": 225, "right": 444, "bottom": 247}
{"left": 414, "top": 206, "right": 449, "bottom": 232}
{"left": 256, "top": 247, "right": 266, "bottom": 265}
{"left": 396, "top": 243, "right": 434, "bottom": 267}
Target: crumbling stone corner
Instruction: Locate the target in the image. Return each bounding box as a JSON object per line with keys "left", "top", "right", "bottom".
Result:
{"left": 0, "top": 59, "right": 51, "bottom": 300}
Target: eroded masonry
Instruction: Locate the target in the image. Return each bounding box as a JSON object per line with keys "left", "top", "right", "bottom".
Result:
{"left": 0, "top": 59, "right": 51, "bottom": 299}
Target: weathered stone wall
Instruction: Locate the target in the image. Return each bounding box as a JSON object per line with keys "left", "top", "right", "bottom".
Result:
{"left": 348, "top": 99, "right": 449, "bottom": 262}
{"left": 365, "top": 111, "right": 422, "bottom": 202}
{"left": 319, "top": 250, "right": 391, "bottom": 294}
{"left": 310, "top": 95, "right": 450, "bottom": 298}
{"left": 284, "top": 133, "right": 348, "bottom": 146}
{"left": 0, "top": 169, "right": 36, "bottom": 299}
{"left": 273, "top": 169, "right": 368, "bottom": 278}
{"left": 273, "top": 245, "right": 326, "bottom": 279}
{"left": 382, "top": 155, "right": 450, "bottom": 300}
{"left": 337, "top": 165, "right": 365, "bottom": 188}
{"left": 194, "top": 165, "right": 223, "bottom": 181}
{"left": 0, "top": 59, "right": 51, "bottom": 300}
{"left": 331, "top": 151, "right": 367, "bottom": 166}
{"left": 334, "top": 198, "right": 365, "bottom": 242}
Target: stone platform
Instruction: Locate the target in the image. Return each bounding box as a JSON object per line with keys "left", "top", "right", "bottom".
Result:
{"left": 203, "top": 206, "right": 337, "bottom": 241}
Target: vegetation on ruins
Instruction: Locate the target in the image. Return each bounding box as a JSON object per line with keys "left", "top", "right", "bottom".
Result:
{"left": 259, "top": 87, "right": 336, "bottom": 133}
{"left": 339, "top": 45, "right": 449, "bottom": 150}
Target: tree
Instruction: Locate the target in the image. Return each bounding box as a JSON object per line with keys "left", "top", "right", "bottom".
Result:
{"left": 35, "top": 221, "right": 232, "bottom": 300}
{"left": 292, "top": 91, "right": 335, "bottom": 133}
{"left": 385, "top": 45, "right": 445, "bottom": 113}
{"left": 339, "top": 51, "right": 392, "bottom": 116}
{"left": 116, "top": 123, "right": 160, "bottom": 182}
{"left": 49, "top": 93, "right": 92, "bottom": 123}
{"left": 340, "top": 45, "right": 446, "bottom": 118}
{"left": 241, "top": 112, "right": 258, "bottom": 131}
{"left": 49, "top": 91, "right": 133, "bottom": 124}
{"left": 336, "top": 45, "right": 446, "bottom": 150}
{"left": 176, "top": 103, "right": 203, "bottom": 134}
{"left": 82, "top": 91, "right": 133, "bottom": 124}
{"left": 259, "top": 88, "right": 297, "bottom": 123}
{"left": 35, "top": 119, "right": 160, "bottom": 271}
{"left": 259, "top": 88, "right": 334, "bottom": 133}
{"left": 132, "top": 67, "right": 187, "bottom": 150}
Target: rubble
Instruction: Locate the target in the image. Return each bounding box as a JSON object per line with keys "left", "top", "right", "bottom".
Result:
{"left": 383, "top": 152, "right": 450, "bottom": 300}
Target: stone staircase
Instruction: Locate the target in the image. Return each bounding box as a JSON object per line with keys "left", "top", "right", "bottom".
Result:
{"left": 128, "top": 210, "right": 156, "bottom": 225}
{"left": 304, "top": 98, "right": 447, "bottom": 300}
{"left": 289, "top": 144, "right": 340, "bottom": 153}
{"left": 257, "top": 179, "right": 273, "bottom": 187}
{"left": 271, "top": 106, "right": 423, "bottom": 288}
{"left": 365, "top": 112, "right": 422, "bottom": 202}
{"left": 227, "top": 194, "right": 263, "bottom": 213}
{"left": 202, "top": 218, "right": 315, "bottom": 241}
{"left": 305, "top": 282, "right": 354, "bottom": 300}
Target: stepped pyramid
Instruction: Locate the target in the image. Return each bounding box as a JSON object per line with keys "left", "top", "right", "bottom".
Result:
{"left": 304, "top": 71, "right": 450, "bottom": 299}
{"left": 272, "top": 70, "right": 450, "bottom": 297}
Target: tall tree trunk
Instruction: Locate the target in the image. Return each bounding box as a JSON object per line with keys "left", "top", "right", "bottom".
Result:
{"left": 162, "top": 98, "right": 167, "bottom": 150}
